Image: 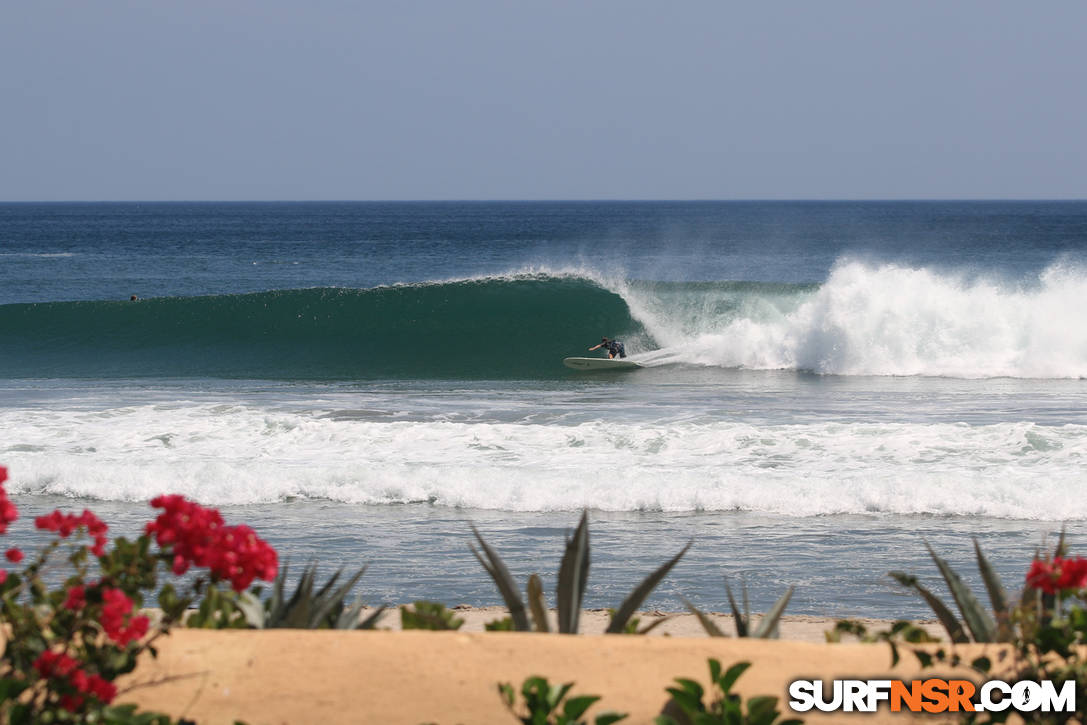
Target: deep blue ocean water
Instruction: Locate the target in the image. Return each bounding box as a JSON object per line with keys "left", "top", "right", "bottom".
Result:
{"left": 2, "top": 201, "right": 1086, "bottom": 618}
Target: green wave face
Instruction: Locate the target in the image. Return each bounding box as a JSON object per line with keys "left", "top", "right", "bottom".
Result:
{"left": 0, "top": 277, "right": 644, "bottom": 380}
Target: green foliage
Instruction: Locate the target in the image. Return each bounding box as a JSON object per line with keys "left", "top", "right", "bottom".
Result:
{"left": 888, "top": 537, "right": 1011, "bottom": 643}
{"left": 0, "top": 527, "right": 231, "bottom": 722}
{"left": 485, "top": 616, "right": 516, "bottom": 631}
{"left": 685, "top": 577, "right": 794, "bottom": 639}
{"left": 893, "top": 533, "right": 1087, "bottom": 723}
{"left": 184, "top": 583, "right": 251, "bottom": 629}
{"left": 471, "top": 511, "right": 689, "bottom": 634}
{"left": 239, "top": 561, "right": 385, "bottom": 630}
{"left": 0, "top": 471, "right": 277, "bottom": 723}
{"left": 498, "top": 676, "right": 627, "bottom": 725}
{"left": 825, "top": 619, "right": 938, "bottom": 667}
{"left": 603, "top": 608, "right": 674, "bottom": 635}
{"left": 401, "top": 601, "right": 465, "bottom": 630}
{"left": 655, "top": 659, "right": 802, "bottom": 725}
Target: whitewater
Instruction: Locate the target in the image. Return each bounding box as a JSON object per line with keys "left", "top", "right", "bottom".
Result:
{"left": 4, "top": 402, "right": 1086, "bottom": 519}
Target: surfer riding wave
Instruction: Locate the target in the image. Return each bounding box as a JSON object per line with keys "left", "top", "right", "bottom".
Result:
{"left": 589, "top": 337, "right": 626, "bottom": 359}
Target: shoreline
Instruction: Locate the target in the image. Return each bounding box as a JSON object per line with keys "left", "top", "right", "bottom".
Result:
{"left": 374, "top": 606, "right": 944, "bottom": 643}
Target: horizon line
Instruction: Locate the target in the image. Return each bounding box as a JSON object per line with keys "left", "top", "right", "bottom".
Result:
{"left": 2, "top": 198, "right": 1086, "bottom": 204}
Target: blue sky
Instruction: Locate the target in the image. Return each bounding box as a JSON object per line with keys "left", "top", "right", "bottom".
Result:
{"left": 2, "top": 1, "right": 1085, "bottom": 200}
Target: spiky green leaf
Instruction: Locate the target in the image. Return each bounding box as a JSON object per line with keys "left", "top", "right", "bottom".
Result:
{"left": 723, "top": 579, "right": 748, "bottom": 637}
{"left": 752, "top": 586, "right": 794, "bottom": 639}
{"left": 925, "top": 542, "right": 996, "bottom": 642}
{"left": 469, "top": 524, "right": 530, "bottom": 631}
{"left": 606, "top": 540, "right": 690, "bottom": 634}
{"left": 890, "top": 571, "right": 968, "bottom": 643}
{"left": 527, "top": 573, "right": 551, "bottom": 633}
{"left": 973, "top": 538, "right": 1011, "bottom": 641}
{"left": 557, "top": 511, "right": 590, "bottom": 634}
{"left": 682, "top": 597, "right": 727, "bottom": 637}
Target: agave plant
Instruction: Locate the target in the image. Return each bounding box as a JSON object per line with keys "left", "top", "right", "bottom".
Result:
{"left": 470, "top": 510, "right": 690, "bottom": 634}
{"left": 685, "top": 577, "right": 794, "bottom": 639}
{"left": 887, "top": 536, "right": 1041, "bottom": 643}
{"left": 237, "top": 561, "right": 386, "bottom": 630}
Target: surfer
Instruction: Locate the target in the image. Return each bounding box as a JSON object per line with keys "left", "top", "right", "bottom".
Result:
{"left": 589, "top": 337, "right": 626, "bottom": 359}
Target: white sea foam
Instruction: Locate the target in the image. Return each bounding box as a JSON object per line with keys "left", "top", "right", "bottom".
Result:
{"left": 621, "top": 261, "right": 1087, "bottom": 379}
{"left": 3, "top": 404, "right": 1084, "bottom": 518}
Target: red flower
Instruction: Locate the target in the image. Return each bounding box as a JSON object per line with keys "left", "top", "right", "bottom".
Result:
{"left": 31, "top": 646, "right": 117, "bottom": 710}
{"left": 34, "top": 509, "right": 108, "bottom": 555}
{"left": 5, "top": 547, "right": 22, "bottom": 563}
{"left": 0, "top": 570, "right": 6, "bottom": 585}
{"left": 33, "top": 650, "right": 80, "bottom": 679}
{"left": 1026, "top": 556, "right": 1087, "bottom": 594}
{"left": 84, "top": 673, "right": 117, "bottom": 703}
{"left": 0, "top": 466, "right": 17, "bottom": 535}
{"left": 147, "top": 495, "right": 277, "bottom": 591}
{"left": 63, "top": 585, "right": 86, "bottom": 611}
{"left": 99, "top": 587, "right": 149, "bottom": 645}
{"left": 59, "top": 694, "right": 85, "bottom": 712}
{"left": 1057, "top": 557, "right": 1087, "bottom": 590}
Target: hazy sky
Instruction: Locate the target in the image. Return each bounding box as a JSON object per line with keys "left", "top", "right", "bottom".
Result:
{"left": 2, "top": 1, "right": 1085, "bottom": 200}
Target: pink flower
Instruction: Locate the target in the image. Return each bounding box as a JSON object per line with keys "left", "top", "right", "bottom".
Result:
{"left": 5, "top": 547, "right": 22, "bottom": 563}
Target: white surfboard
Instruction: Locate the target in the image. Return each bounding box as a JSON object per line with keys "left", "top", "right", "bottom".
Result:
{"left": 562, "top": 357, "right": 642, "bottom": 371}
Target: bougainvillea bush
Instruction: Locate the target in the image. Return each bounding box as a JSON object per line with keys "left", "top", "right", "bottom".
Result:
{"left": 0, "top": 466, "right": 277, "bottom": 723}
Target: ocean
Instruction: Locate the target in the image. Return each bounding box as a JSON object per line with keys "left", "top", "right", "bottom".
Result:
{"left": 2, "top": 201, "right": 1085, "bottom": 619}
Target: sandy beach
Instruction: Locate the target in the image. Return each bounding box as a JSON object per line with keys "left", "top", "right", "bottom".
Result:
{"left": 115, "top": 610, "right": 973, "bottom": 724}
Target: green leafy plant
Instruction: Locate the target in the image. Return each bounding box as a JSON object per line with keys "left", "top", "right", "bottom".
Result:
{"left": 604, "top": 608, "right": 675, "bottom": 635}
{"left": 890, "top": 535, "right": 1087, "bottom": 723}
{"left": 0, "top": 466, "right": 275, "bottom": 723}
{"left": 401, "top": 600, "right": 465, "bottom": 630}
{"left": 498, "top": 676, "right": 627, "bottom": 725}
{"left": 236, "top": 561, "right": 384, "bottom": 630}
{"left": 470, "top": 511, "right": 690, "bottom": 634}
{"left": 655, "top": 659, "right": 801, "bottom": 725}
{"left": 889, "top": 538, "right": 1015, "bottom": 643}
{"left": 685, "top": 577, "right": 794, "bottom": 638}
{"left": 825, "top": 619, "right": 938, "bottom": 667}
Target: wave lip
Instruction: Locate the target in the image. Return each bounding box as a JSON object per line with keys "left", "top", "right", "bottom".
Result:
{"left": 0, "top": 273, "right": 643, "bottom": 380}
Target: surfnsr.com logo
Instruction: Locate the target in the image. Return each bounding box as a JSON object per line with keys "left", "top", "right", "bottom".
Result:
{"left": 788, "top": 678, "right": 1075, "bottom": 714}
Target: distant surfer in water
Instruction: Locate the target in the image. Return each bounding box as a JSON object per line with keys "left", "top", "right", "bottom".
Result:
{"left": 589, "top": 337, "right": 626, "bottom": 359}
